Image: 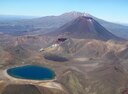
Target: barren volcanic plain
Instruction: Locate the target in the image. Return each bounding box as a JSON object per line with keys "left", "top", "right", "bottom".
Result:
{"left": 0, "top": 14, "right": 128, "bottom": 94}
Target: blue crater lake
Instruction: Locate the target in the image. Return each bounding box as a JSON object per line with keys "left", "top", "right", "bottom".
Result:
{"left": 7, "top": 65, "right": 56, "bottom": 80}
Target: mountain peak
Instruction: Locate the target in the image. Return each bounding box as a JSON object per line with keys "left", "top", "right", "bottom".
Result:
{"left": 60, "top": 11, "right": 91, "bottom": 17}
{"left": 47, "top": 16, "right": 121, "bottom": 41}
{"left": 77, "top": 16, "right": 93, "bottom": 21}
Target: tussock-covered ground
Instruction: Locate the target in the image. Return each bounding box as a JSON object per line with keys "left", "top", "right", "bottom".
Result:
{"left": 0, "top": 35, "right": 128, "bottom": 94}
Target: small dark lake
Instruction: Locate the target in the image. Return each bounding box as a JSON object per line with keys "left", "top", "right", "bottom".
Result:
{"left": 7, "top": 65, "right": 55, "bottom": 80}
{"left": 44, "top": 54, "right": 68, "bottom": 62}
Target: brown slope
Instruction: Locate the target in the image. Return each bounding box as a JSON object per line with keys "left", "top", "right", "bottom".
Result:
{"left": 118, "top": 47, "right": 128, "bottom": 59}
{"left": 2, "top": 84, "right": 67, "bottom": 94}
{"left": 47, "top": 16, "right": 122, "bottom": 41}
{"left": 2, "top": 84, "right": 41, "bottom": 94}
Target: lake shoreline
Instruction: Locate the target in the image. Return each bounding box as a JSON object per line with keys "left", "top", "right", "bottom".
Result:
{"left": 3, "top": 65, "right": 57, "bottom": 83}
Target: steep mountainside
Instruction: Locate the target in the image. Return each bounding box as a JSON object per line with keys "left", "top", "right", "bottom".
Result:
{"left": 47, "top": 16, "right": 121, "bottom": 41}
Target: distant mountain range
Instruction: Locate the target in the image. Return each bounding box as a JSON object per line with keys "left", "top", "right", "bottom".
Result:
{"left": 0, "top": 12, "right": 128, "bottom": 39}
{"left": 0, "top": 15, "right": 37, "bottom": 22}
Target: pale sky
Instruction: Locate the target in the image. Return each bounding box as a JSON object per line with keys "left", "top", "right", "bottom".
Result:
{"left": 0, "top": 0, "right": 128, "bottom": 23}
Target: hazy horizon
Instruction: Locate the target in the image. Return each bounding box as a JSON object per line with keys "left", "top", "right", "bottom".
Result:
{"left": 0, "top": 0, "right": 128, "bottom": 23}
